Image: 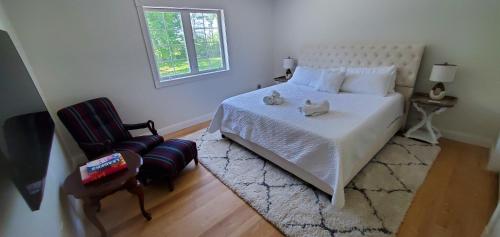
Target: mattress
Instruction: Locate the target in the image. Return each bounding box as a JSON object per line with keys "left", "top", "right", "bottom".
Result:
{"left": 208, "top": 83, "right": 404, "bottom": 208}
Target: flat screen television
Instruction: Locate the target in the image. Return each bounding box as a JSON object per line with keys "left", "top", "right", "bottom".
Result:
{"left": 0, "top": 30, "right": 55, "bottom": 211}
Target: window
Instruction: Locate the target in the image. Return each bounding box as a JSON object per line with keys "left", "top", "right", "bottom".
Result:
{"left": 137, "top": 4, "right": 229, "bottom": 87}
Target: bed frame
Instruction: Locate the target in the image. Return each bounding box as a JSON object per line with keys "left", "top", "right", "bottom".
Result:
{"left": 223, "top": 43, "right": 425, "bottom": 195}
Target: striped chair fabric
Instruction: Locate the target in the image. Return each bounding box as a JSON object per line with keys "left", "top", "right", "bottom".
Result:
{"left": 57, "top": 97, "right": 164, "bottom": 159}
{"left": 58, "top": 97, "right": 198, "bottom": 189}
{"left": 112, "top": 135, "right": 164, "bottom": 155}
{"left": 57, "top": 97, "right": 131, "bottom": 144}
{"left": 142, "top": 139, "right": 198, "bottom": 178}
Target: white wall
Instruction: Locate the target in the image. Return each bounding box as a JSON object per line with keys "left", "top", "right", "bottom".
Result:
{"left": 0, "top": 139, "right": 85, "bottom": 237}
{"left": 271, "top": 0, "right": 500, "bottom": 147}
{"left": 0, "top": 1, "right": 84, "bottom": 236}
{"left": 1, "top": 0, "right": 275, "bottom": 160}
{"left": 4, "top": 0, "right": 498, "bottom": 151}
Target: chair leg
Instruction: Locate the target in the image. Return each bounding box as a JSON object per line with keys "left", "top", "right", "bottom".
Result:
{"left": 167, "top": 178, "right": 174, "bottom": 192}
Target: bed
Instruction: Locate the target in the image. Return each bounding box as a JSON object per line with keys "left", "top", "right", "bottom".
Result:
{"left": 208, "top": 44, "right": 424, "bottom": 208}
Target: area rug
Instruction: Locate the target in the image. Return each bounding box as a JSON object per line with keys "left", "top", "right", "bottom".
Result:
{"left": 182, "top": 129, "right": 441, "bottom": 237}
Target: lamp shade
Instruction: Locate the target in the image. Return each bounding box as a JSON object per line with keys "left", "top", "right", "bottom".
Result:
{"left": 283, "top": 58, "right": 295, "bottom": 69}
{"left": 429, "top": 63, "right": 457, "bottom": 83}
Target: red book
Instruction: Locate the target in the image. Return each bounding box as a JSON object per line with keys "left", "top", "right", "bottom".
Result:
{"left": 87, "top": 153, "right": 122, "bottom": 173}
{"left": 80, "top": 155, "right": 128, "bottom": 184}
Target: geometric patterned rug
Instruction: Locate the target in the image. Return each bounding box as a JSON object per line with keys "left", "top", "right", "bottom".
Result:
{"left": 182, "top": 129, "right": 441, "bottom": 237}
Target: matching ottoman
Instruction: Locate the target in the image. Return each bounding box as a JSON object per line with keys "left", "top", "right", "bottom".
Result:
{"left": 139, "top": 139, "right": 198, "bottom": 190}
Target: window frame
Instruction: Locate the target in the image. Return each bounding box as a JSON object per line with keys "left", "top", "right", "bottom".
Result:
{"left": 136, "top": 1, "right": 230, "bottom": 88}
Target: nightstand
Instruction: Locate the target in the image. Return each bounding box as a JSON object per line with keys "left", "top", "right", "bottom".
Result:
{"left": 273, "top": 76, "right": 288, "bottom": 85}
{"left": 404, "top": 92, "right": 458, "bottom": 145}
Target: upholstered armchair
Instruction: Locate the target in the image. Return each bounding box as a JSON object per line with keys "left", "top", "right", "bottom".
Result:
{"left": 57, "top": 97, "right": 198, "bottom": 190}
{"left": 57, "top": 98, "right": 163, "bottom": 159}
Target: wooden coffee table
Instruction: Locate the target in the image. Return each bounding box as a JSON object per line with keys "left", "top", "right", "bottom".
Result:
{"left": 63, "top": 151, "right": 151, "bottom": 237}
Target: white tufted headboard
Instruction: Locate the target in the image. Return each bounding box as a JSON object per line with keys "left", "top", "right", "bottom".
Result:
{"left": 298, "top": 43, "right": 425, "bottom": 130}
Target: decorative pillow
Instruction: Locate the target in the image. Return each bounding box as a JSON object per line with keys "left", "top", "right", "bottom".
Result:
{"left": 314, "top": 68, "right": 346, "bottom": 94}
{"left": 288, "top": 66, "right": 322, "bottom": 87}
{"left": 341, "top": 65, "right": 397, "bottom": 96}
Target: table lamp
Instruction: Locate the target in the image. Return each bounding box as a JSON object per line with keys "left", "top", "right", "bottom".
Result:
{"left": 429, "top": 63, "right": 457, "bottom": 100}
{"left": 283, "top": 57, "right": 295, "bottom": 80}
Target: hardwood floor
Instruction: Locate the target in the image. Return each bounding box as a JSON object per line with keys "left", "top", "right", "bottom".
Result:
{"left": 398, "top": 138, "right": 498, "bottom": 237}
{"left": 96, "top": 123, "right": 497, "bottom": 237}
{"left": 163, "top": 121, "right": 211, "bottom": 140}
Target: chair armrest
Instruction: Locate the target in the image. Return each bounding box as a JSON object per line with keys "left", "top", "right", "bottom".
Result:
{"left": 124, "top": 120, "right": 158, "bottom": 136}
{"left": 79, "top": 140, "right": 113, "bottom": 160}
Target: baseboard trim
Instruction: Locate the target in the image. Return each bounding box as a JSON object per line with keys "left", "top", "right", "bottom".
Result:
{"left": 156, "top": 113, "right": 213, "bottom": 136}
{"left": 441, "top": 129, "right": 493, "bottom": 148}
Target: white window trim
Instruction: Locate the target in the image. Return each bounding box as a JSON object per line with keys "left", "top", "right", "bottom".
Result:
{"left": 135, "top": 0, "right": 230, "bottom": 88}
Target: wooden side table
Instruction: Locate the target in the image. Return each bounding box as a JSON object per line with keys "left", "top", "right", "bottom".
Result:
{"left": 404, "top": 92, "right": 458, "bottom": 145}
{"left": 63, "top": 151, "right": 151, "bottom": 237}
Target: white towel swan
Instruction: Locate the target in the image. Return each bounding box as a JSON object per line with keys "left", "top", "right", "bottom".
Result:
{"left": 299, "top": 99, "right": 330, "bottom": 116}
{"left": 263, "top": 90, "right": 284, "bottom": 105}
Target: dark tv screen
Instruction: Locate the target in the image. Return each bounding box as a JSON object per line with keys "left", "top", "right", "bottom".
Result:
{"left": 0, "top": 30, "right": 55, "bottom": 211}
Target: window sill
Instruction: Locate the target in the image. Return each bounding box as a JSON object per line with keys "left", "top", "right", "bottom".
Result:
{"left": 155, "top": 69, "right": 230, "bottom": 88}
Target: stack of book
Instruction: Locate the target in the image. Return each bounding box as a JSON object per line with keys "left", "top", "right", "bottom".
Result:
{"left": 80, "top": 153, "right": 128, "bottom": 184}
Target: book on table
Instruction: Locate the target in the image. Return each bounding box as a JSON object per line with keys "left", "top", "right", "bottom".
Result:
{"left": 80, "top": 153, "right": 128, "bottom": 184}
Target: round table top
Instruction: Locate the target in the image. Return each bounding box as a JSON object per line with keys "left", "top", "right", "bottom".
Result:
{"left": 63, "top": 151, "right": 142, "bottom": 199}
{"left": 411, "top": 92, "right": 458, "bottom": 107}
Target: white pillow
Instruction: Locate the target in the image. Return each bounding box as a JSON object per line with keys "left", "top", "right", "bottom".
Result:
{"left": 314, "top": 68, "right": 346, "bottom": 94}
{"left": 341, "top": 65, "right": 397, "bottom": 96}
{"left": 288, "top": 66, "right": 322, "bottom": 87}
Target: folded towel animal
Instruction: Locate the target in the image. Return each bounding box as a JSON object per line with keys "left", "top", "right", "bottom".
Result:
{"left": 272, "top": 90, "right": 280, "bottom": 98}
{"left": 263, "top": 90, "right": 284, "bottom": 105}
{"left": 299, "top": 99, "right": 330, "bottom": 116}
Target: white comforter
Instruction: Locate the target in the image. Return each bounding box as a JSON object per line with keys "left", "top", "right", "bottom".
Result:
{"left": 208, "top": 83, "right": 404, "bottom": 208}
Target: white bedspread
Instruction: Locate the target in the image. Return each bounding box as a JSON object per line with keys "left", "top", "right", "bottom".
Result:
{"left": 208, "top": 83, "right": 404, "bottom": 208}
